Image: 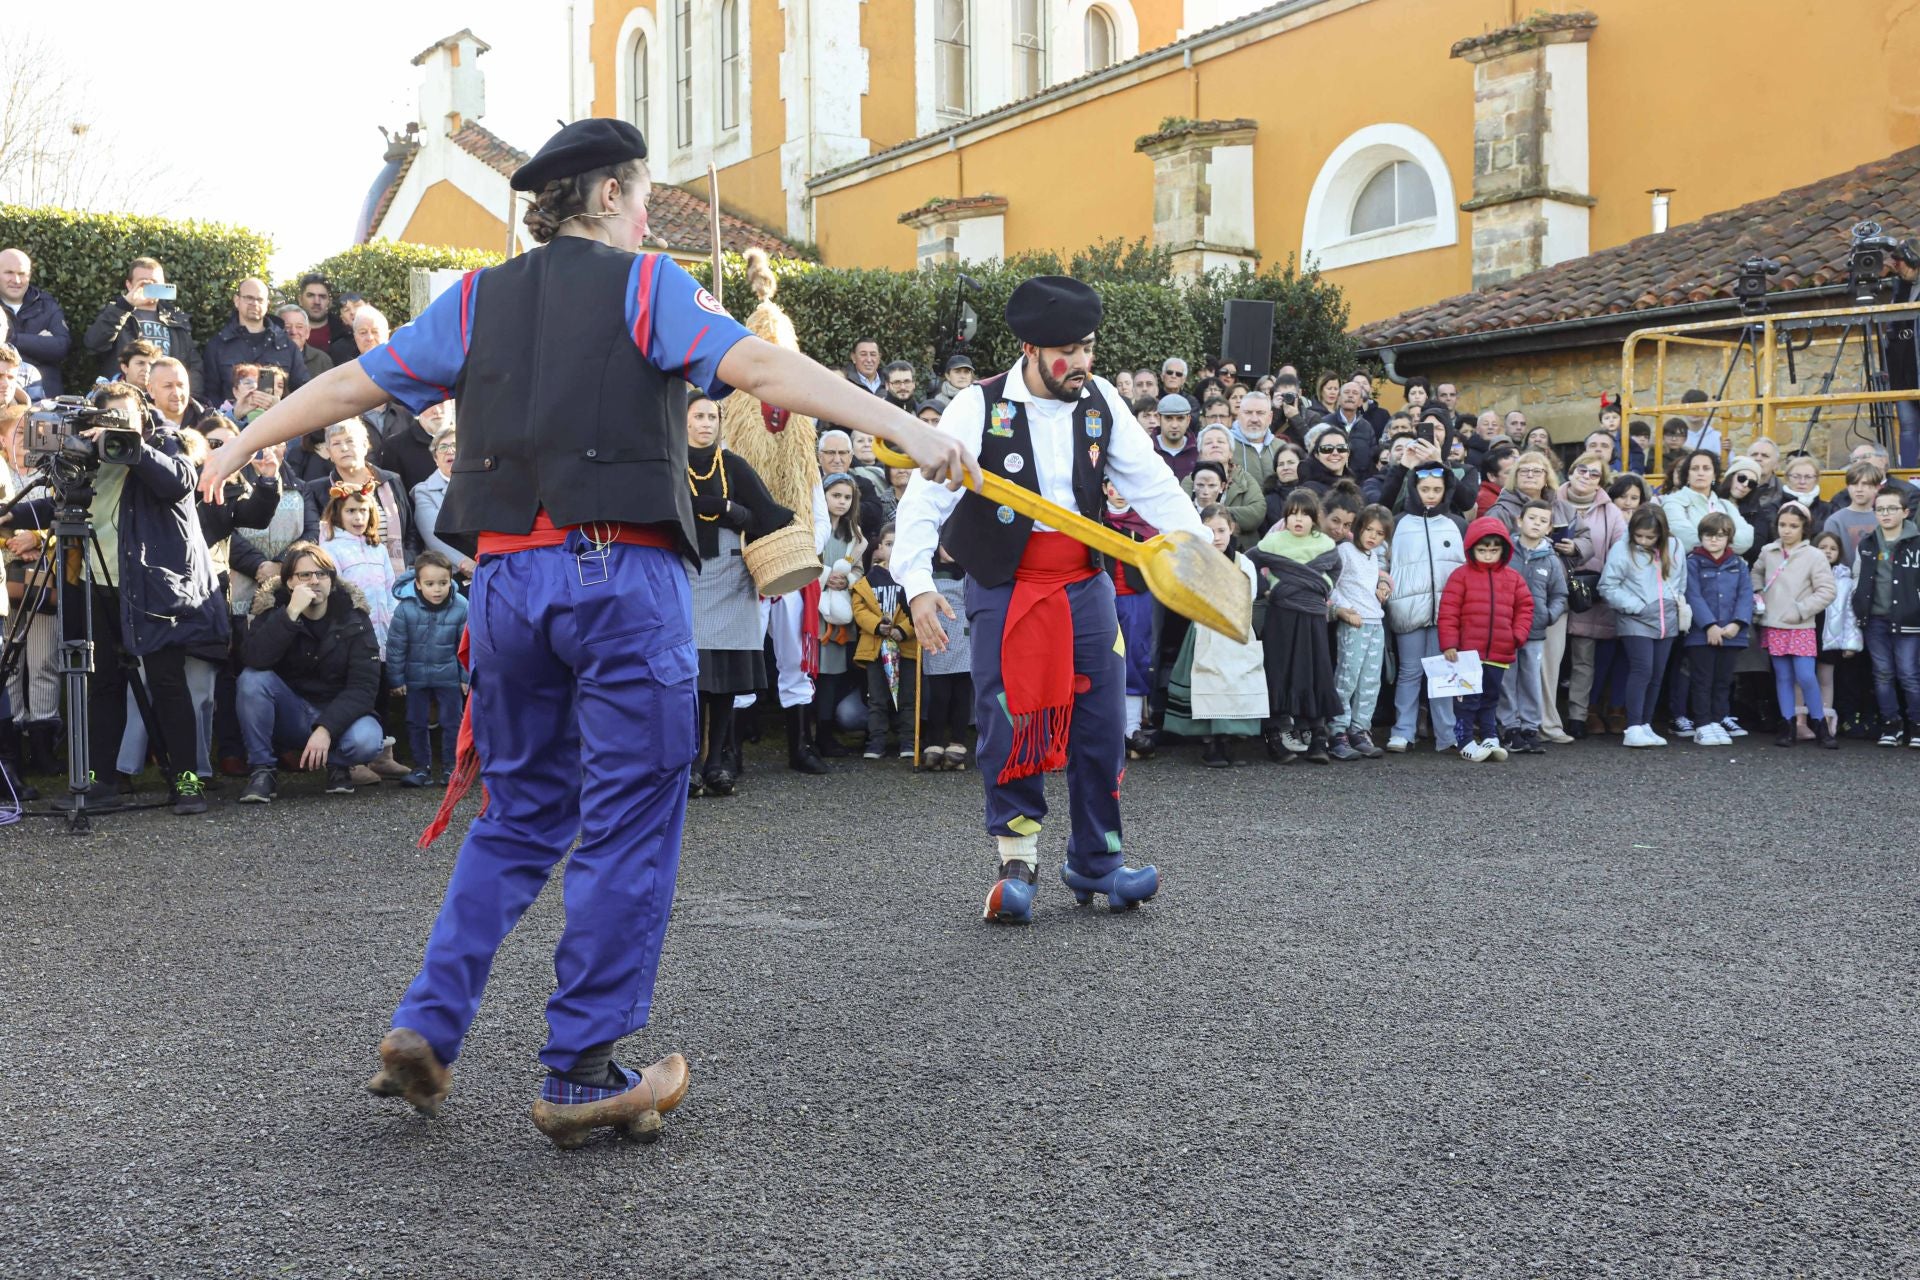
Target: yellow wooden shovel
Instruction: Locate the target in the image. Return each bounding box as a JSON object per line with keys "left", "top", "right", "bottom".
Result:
{"left": 875, "top": 439, "right": 1253, "bottom": 642}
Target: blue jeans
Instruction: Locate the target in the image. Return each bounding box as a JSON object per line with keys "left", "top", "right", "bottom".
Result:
{"left": 1455, "top": 661, "right": 1508, "bottom": 744}
{"left": 1619, "top": 635, "right": 1676, "bottom": 727}
{"left": 1864, "top": 617, "right": 1920, "bottom": 724}
{"left": 406, "top": 685, "right": 467, "bottom": 773}
{"left": 1897, "top": 397, "right": 1920, "bottom": 469}
{"left": 236, "top": 668, "right": 384, "bottom": 769}
{"left": 1390, "top": 625, "right": 1456, "bottom": 747}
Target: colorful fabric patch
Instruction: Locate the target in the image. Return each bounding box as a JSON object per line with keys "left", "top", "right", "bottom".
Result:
{"left": 1008, "top": 815, "right": 1044, "bottom": 836}
{"left": 1088, "top": 444, "right": 1102, "bottom": 469}
{"left": 996, "top": 504, "right": 1016, "bottom": 524}
{"left": 988, "top": 402, "right": 1015, "bottom": 437}
{"left": 1085, "top": 411, "right": 1103, "bottom": 439}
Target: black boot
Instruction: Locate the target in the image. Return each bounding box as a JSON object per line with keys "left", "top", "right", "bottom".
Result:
{"left": 25, "top": 720, "right": 58, "bottom": 775}
{"left": 1201, "top": 736, "right": 1229, "bottom": 769}
{"left": 1812, "top": 717, "right": 1840, "bottom": 751}
{"left": 0, "top": 723, "right": 38, "bottom": 802}
{"left": 813, "top": 697, "right": 852, "bottom": 756}
{"left": 787, "top": 706, "right": 829, "bottom": 775}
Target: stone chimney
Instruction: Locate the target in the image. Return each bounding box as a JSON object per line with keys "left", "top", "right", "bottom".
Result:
{"left": 1134, "top": 118, "right": 1259, "bottom": 280}
{"left": 1451, "top": 12, "right": 1597, "bottom": 290}
{"left": 414, "top": 29, "right": 489, "bottom": 139}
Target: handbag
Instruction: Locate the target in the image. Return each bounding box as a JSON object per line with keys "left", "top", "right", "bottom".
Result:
{"left": 1566, "top": 568, "right": 1601, "bottom": 614}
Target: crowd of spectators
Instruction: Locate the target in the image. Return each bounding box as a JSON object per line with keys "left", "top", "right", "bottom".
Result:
{"left": 1, "top": 253, "right": 1916, "bottom": 819}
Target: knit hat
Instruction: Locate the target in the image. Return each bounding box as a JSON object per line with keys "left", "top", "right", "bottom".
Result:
{"left": 1724, "top": 454, "right": 1762, "bottom": 485}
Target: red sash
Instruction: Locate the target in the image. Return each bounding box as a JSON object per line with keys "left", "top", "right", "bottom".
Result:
{"left": 998, "top": 532, "right": 1097, "bottom": 783}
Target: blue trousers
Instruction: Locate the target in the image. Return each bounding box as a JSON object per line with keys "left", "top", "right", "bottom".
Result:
{"left": 392, "top": 538, "right": 697, "bottom": 1074}
{"left": 968, "top": 572, "right": 1126, "bottom": 878}
{"left": 1454, "top": 662, "right": 1508, "bottom": 744}
{"left": 1620, "top": 635, "right": 1676, "bottom": 726}
{"left": 1115, "top": 592, "right": 1155, "bottom": 697}
{"left": 1864, "top": 617, "right": 1920, "bottom": 723}
{"left": 1390, "top": 625, "right": 1456, "bottom": 746}
{"left": 406, "top": 685, "right": 467, "bottom": 772}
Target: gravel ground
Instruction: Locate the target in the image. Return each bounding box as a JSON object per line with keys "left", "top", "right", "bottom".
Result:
{"left": 2, "top": 738, "right": 1917, "bottom": 1278}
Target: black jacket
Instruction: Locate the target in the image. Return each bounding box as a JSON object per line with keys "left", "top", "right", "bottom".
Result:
{"left": 244, "top": 581, "right": 381, "bottom": 739}
{"left": 200, "top": 313, "right": 311, "bottom": 405}
{"left": 365, "top": 404, "right": 436, "bottom": 494}
{"left": 5, "top": 285, "right": 73, "bottom": 397}
{"left": 83, "top": 298, "right": 201, "bottom": 391}
{"left": 1852, "top": 521, "right": 1920, "bottom": 632}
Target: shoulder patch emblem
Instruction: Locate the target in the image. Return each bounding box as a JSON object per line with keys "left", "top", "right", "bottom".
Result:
{"left": 694, "top": 287, "right": 728, "bottom": 316}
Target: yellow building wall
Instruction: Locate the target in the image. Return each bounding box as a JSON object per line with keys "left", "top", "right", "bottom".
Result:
{"left": 400, "top": 180, "right": 510, "bottom": 253}
{"left": 862, "top": 0, "right": 919, "bottom": 153}
{"left": 589, "top": 0, "right": 648, "bottom": 119}
{"left": 1134, "top": 0, "right": 1183, "bottom": 51}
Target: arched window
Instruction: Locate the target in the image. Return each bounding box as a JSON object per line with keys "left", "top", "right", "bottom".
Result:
{"left": 1084, "top": 5, "right": 1116, "bottom": 71}
{"left": 1013, "top": 0, "right": 1047, "bottom": 98}
{"left": 1301, "top": 124, "right": 1458, "bottom": 270}
{"left": 936, "top": 0, "right": 971, "bottom": 117}
{"left": 673, "top": 0, "right": 694, "bottom": 149}
{"left": 627, "top": 32, "right": 649, "bottom": 134}
{"left": 718, "top": 0, "right": 741, "bottom": 131}
{"left": 1349, "top": 160, "right": 1436, "bottom": 236}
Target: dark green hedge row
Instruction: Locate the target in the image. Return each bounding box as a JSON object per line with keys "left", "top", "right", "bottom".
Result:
{"left": 0, "top": 203, "right": 273, "bottom": 392}
{"left": 690, "top": 243, "right": 1356, "bottom": 385}
{"left": 286, "top": 240, "right": 504, "bottom": 329}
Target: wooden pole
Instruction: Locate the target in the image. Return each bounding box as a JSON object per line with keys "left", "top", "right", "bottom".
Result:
{"left": 708, "top": 163, "right": 724, "bottom": 304}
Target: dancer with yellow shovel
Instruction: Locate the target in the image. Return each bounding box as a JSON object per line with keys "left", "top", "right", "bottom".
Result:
{"left": 892, "top": 276, "right": 1250, "bottom": 924}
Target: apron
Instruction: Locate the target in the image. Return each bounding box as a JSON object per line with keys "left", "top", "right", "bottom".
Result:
{"left": 689, "top": 527, "right": 762, "bottom": 650}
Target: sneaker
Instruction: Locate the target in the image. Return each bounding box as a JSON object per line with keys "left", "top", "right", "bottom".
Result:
{"left": 239, "top": 767, "right": 277, "bottom": 804}
{"left": 1280, "top": 730, "right": 1310, "bottom": 755}
{"left": 1567, "top": 719, "right": 1589, "bottom": 741}
{"left": 1126, "top": 729, "right": 1157, "bottom": 760}
{"left": 898, "top": 748, "right": 916, "bottom": 759}
{"left": 1623, "top": 725, "right": 1653, "bottom": 748}
{"left": 170, "top": 771, "right": 208, "bottom": 816}
{"left": 1459, "top": 739, "right": 1491, "bottom": 762}
{"left": 1263, "top": 730, "right": 1297, "bottom": 763}
{"left": 862, "top": 747, "right": 883, "bottom": 760}
{"left": 1694, "top": 723, "right": 1729, "bottom": 746}
{"left": 1349, "top": 730, "right": 1384, "bottom": 760}
{"left": 1909, "top": 732, "right": 1920, "bottom": 749}
{"left": 1721, "top": 717, "right": 1749, "bottom": 738}
{"left": 326, "top": 764, "right": 356, "bottom": 794}
{"left": 1327, "top": 732, "right": 1360, "bottom": 761}
{"left": 1645, "top": 725, "right": 1669, "bottom": 746}
{"left": 400, "top": 768, "right": 434, "bottom": 787}
{"left": 1520, "top": 729, "right": 1547, "bottom": 754}
{"left": 1878, "top": 728, "right": 1904, "bottom": 747}
{"left": 1482, "top": 736, "right": 1509, "bottom": 762}
{"left": 1671, "top": 717, "right": 1696, "bottom": 739}
{"left": 1383, "top": 735, "right": 1410, "bottom": 753}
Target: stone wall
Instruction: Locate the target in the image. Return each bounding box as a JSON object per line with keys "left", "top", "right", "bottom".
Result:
{"left": 1420, "top": 342, "right": 1857, "bottom": 466}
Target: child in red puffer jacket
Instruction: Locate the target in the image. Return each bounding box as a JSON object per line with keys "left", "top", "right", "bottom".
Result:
{"left": 1438, "top": 516, "right": 1535, "bottom": 762}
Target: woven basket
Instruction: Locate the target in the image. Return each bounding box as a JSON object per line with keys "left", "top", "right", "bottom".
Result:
{"left": 743, "top": 523, "right": 821, "bottom": 598}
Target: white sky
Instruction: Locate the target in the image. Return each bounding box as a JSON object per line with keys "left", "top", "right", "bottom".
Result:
{"left": 21, "top": 0, "right": 571, "bottom": 278}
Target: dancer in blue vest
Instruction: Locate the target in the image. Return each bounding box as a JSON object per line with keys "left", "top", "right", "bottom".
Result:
{"left": 199, "top": 118, "right": 977, "bottom": 1147}
{"left": 895, "top": 277, "right": 1206, "bottom": 924}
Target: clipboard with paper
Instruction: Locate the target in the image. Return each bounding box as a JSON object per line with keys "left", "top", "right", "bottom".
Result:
{"left": 1422, "top": 650, "right": 1483, "bottom": 698}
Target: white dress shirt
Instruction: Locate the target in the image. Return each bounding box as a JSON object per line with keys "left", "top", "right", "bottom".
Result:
{"left": 894, "top": 356, "right": 1208, "bottom": 602}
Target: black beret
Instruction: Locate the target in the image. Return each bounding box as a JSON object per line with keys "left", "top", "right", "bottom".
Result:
{"left": 1005, "top": 276, "right": 1102, "bottom": 347}
{"left": 511, "top": 118, "right": 648, "bottom": 192}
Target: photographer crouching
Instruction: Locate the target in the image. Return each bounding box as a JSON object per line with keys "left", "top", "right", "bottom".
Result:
{"left": 1, "top": 381, "right": 230, "bottom": 814}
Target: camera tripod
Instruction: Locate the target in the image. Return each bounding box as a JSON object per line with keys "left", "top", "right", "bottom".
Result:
{"left": 1, "top": 463, "right": 170, "bottom": 832}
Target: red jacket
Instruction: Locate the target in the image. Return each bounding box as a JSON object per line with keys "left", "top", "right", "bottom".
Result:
{"left": 1438, "top": 516, "right": 1535, "bottom": 665}
{"left": 1475, "top": 478, "right": 1503, "bottom": 518}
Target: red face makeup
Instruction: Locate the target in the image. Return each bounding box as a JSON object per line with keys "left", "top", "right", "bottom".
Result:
{"left": 1050, "top": 357, "right": 1069, "bottom": 378}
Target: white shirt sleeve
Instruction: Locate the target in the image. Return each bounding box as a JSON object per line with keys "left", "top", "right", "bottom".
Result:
{"left": 1102, "top": 386, "right": 1209, "bottom": 541}
{"left": 811, "top": 482, "right": 829, "bottom": 555}
{"left": 894, "top": 385, "right": 986, "bottom": 601}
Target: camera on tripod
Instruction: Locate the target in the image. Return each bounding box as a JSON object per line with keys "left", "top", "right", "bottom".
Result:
{"left": 1733, "top": 256, "right": 1781, "bottom": 314}
{"left": 1847, "top": 220, "right": 1920, "bottom": 303}
{"left": 24, "top": 398, "right": 141, "bottom": 468}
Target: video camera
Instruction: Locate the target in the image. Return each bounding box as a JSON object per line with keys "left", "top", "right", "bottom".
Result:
{"left": 23, "top": 398, "right": 142, "bottom": 468}
{"left": 1848, "top": 220, "right": 1920, "bottom": 302}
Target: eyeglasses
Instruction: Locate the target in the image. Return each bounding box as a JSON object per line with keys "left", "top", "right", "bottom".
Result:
{"left": 290, "top": 569, "right": 332, "bottom": 581}
{"left": 1875, "top": 505, "right": 1906, "bottom": 514}
{"left": 1517, "top": 466, "right": 1547, "bottom": 476}
{"left": 1317, "top": 444, "right": 1350, "bottom": 455}
{"left": 1572, "top": 466, "right": 1602, "bottom": 478}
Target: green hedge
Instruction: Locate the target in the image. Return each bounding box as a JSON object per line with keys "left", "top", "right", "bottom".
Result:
{"left": 287, "top": 240, "right": 504, "bottom": 328}
{"left": 691, "top": 242, "right": 1351, "bottom": 386}
{"left": 0, "top": 203, "right": 273, "bottom": 391}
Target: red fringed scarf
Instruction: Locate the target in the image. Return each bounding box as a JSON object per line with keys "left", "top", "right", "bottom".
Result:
{"left": 998, "top": 532, "right": 1097, "bottom": 784}
{"left": 799, "top": 579, "right": 822, "bottom": 678}
{"left": 419, "top": 624, "right": 484, "bottom": 848}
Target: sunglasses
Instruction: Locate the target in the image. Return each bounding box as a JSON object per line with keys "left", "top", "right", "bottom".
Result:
{"left": 1317, "top": 444, "right": 1350, "bottom": 455}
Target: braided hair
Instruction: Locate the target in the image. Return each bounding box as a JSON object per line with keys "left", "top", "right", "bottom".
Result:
{"left": 521, "top": 158, "right": 650, "bottom": 244}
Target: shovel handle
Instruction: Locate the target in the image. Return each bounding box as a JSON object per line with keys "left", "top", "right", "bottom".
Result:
{"left": 874, "top": 438, "right": 1150, "bottom": 568}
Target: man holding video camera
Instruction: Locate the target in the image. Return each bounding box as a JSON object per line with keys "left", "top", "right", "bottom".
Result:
{"left": 83, "top": 257, "right": 201, "bottom": 393}
{"left": 201, "top": 278, "right": 309, "bottom": 408}
{"left": 0, "top": 381, "right": 228, "bottom": 815}
{"left": 1882, "top": 245, "right": 1920, "bottom": 468}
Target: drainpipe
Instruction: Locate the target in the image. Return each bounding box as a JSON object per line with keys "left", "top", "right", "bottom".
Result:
{"left": 1377, "top": 346, "right": 1406, "bottom": 386}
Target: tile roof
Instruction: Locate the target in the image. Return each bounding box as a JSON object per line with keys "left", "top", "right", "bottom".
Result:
{"left": 446, "top": 121, "right": 804, "bottom": 258}
{"left": 1354, "top": 145, "right": 1920, "bottom": 351}
{"left": 362, "top": 140, "right": 419, "bottom": 244}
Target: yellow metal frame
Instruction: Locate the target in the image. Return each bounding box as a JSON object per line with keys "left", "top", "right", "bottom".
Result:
{"left": 1620, "top": 299, "right": 1920, "bottom": 490}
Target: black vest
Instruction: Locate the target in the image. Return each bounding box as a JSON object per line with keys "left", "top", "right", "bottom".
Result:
{"left": 440, "top": 238, "right": 699, "bottom": 560}
{"left": 941, "top": 370, "right": 1112, "bottom": 588}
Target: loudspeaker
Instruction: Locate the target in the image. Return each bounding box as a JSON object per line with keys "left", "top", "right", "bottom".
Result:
{"left": 1220, "top": 299, "right": 1276, "bottom": 380}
